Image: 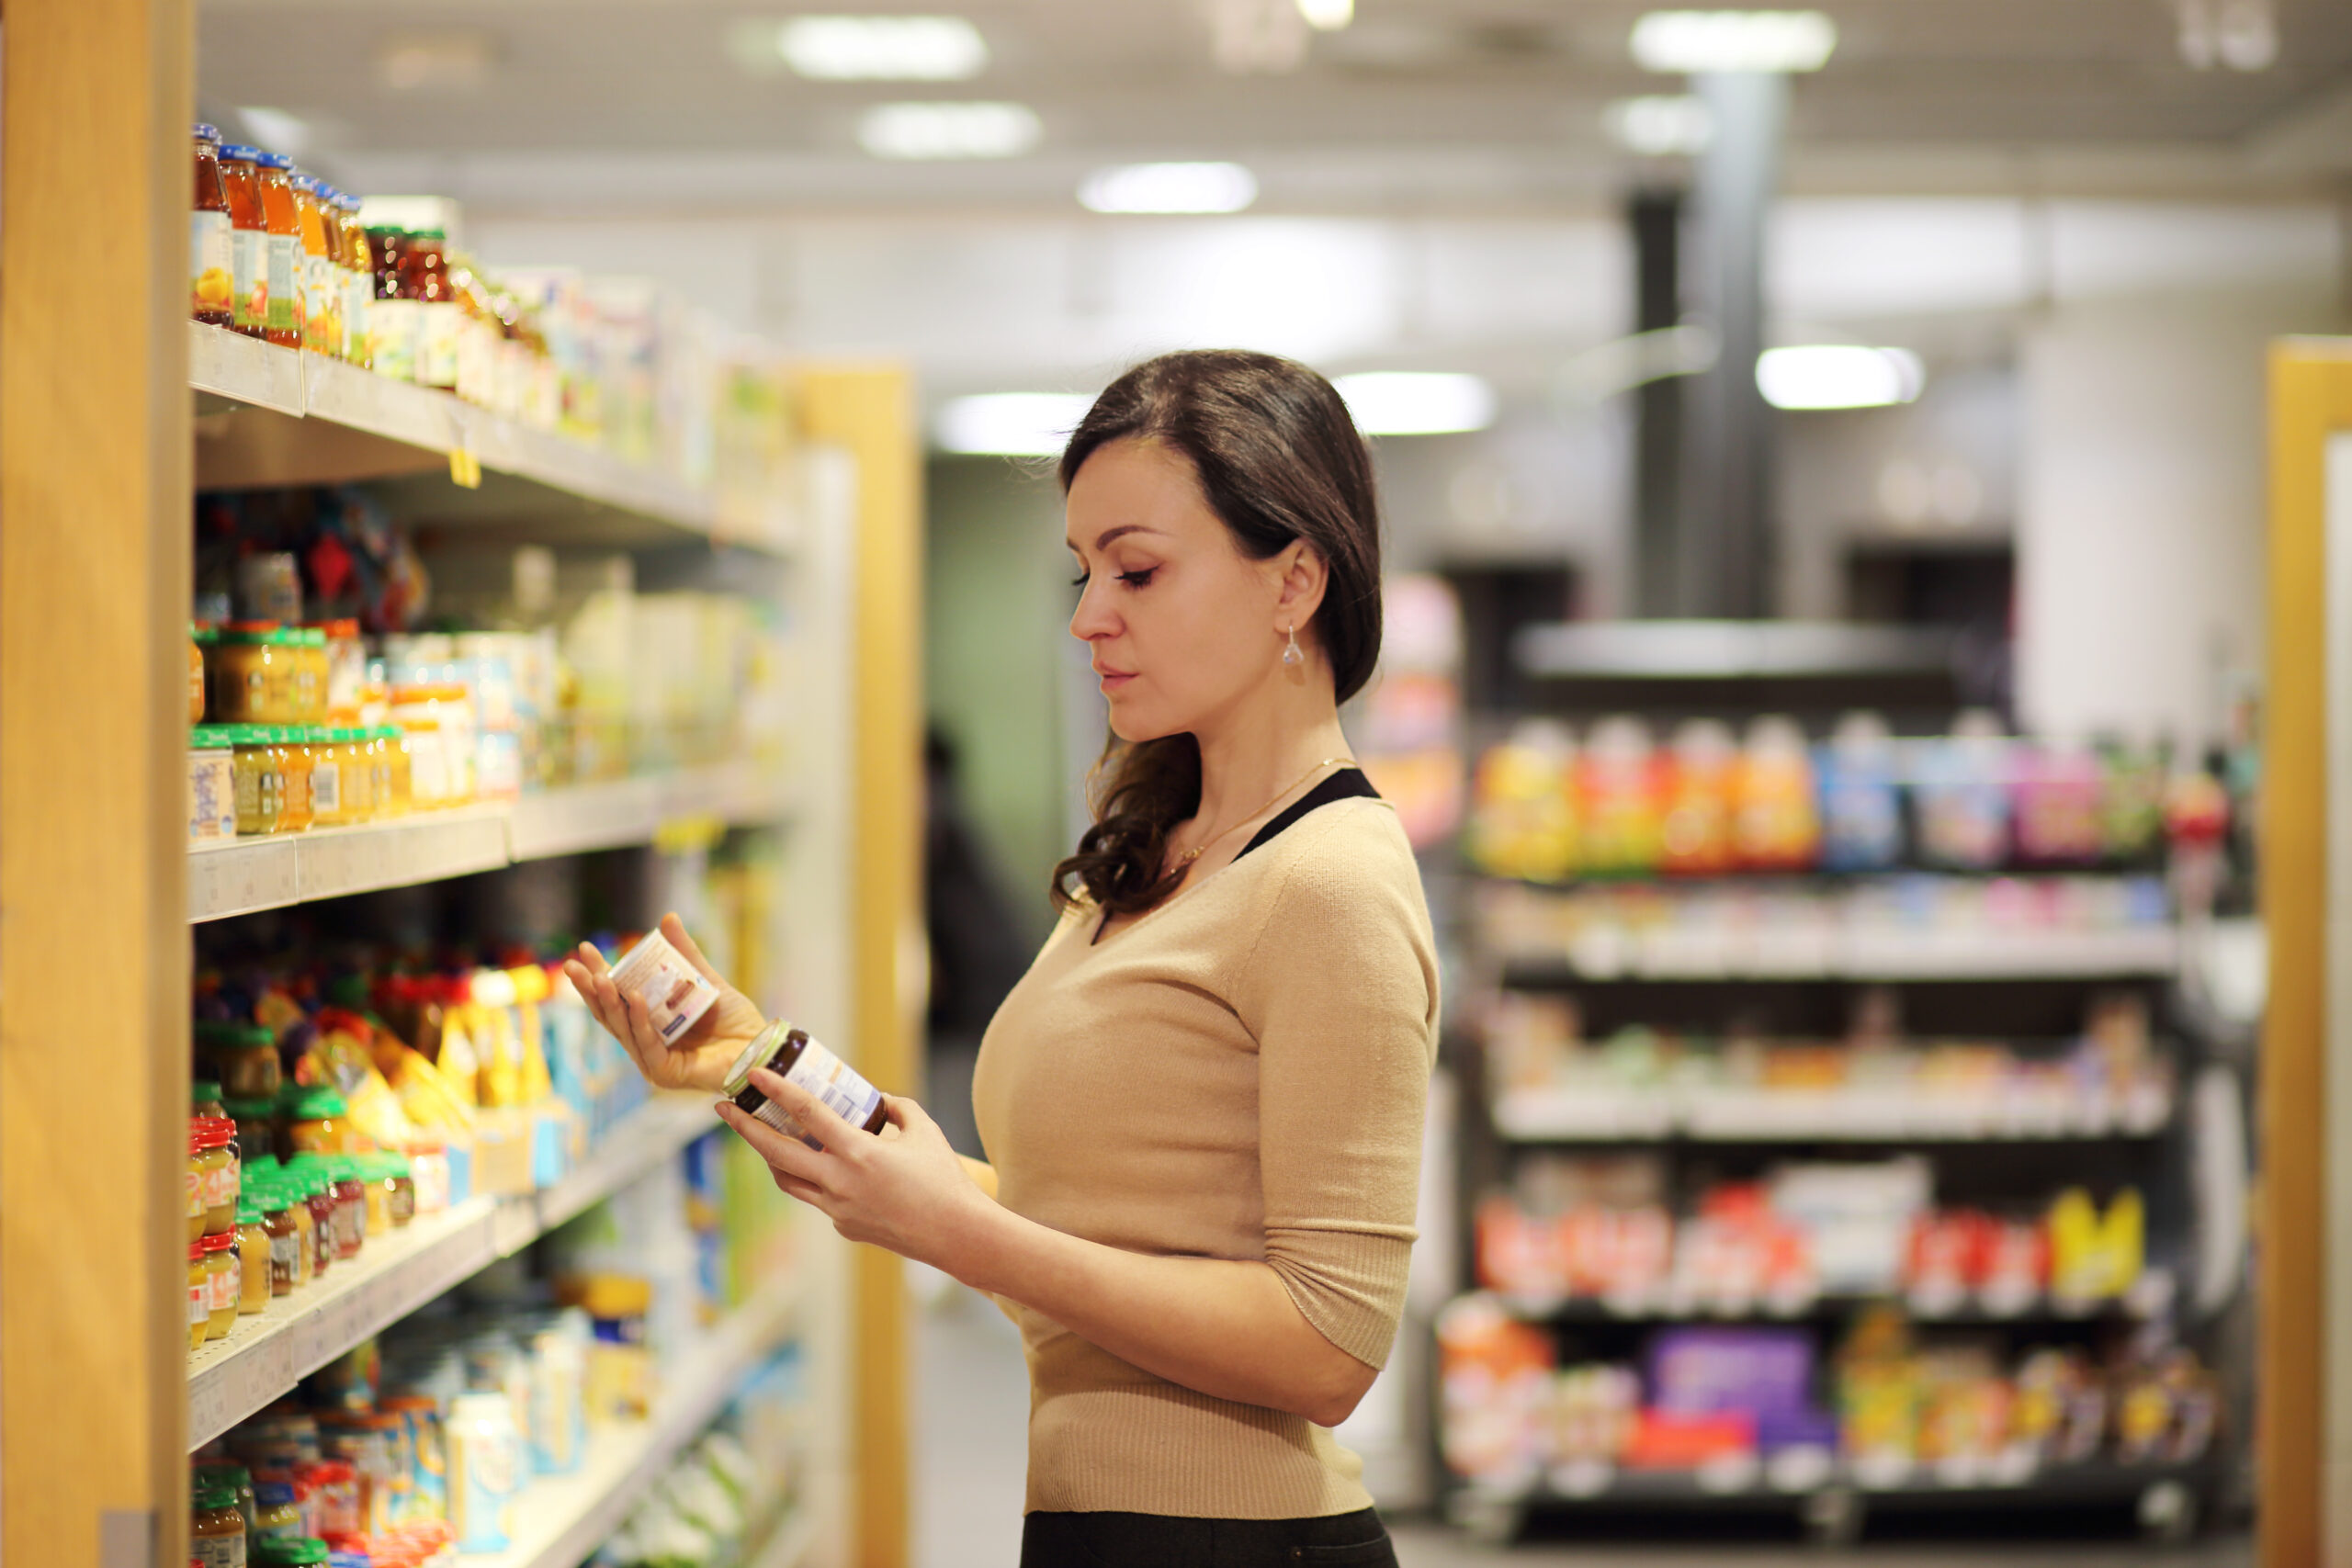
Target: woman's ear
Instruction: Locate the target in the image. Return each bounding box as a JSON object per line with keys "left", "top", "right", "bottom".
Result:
{"left": 1272, "top": 542, "right": 1329, "bottom": 636}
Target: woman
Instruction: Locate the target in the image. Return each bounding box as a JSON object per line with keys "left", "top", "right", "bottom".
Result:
{"left": 566, "top": 349, "right": 1438, "bottom": 1568}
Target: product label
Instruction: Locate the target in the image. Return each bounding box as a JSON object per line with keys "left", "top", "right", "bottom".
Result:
{"left": 609, "top": 934, "right": 719, "bottom": 1043}
{"left": 448, "top": 1420, "right": 518, "bottom": 1551}
{"left": 191, "top": 1533, "right": 244, "bottom": 1568}
{"left": 187, "top": 1168, "right": 205, "bottom": 1221}
{"left": 370, "top": 298, "right": 419, "bottom": 382}
{"left": 190, "top": 755, "right": 235, "bottom": 842}
{"left": 209, "top": 1258, "right": 239, "bottom": 1314}
{"left": 419, "top": 301, "right": 463, "bottom": 389}
{"left": 232, "top": 229, "right": 268, "bottom": 333}
{"left": 266, "top": 233, "right": 301, "bottom": 336}
{"left": 304, "top": 254, "right": 341, "bottom": 355}
{"left": 269, "top": 1229, "right": 300, "bottom": 1292}
{"left": 311, "top": 760, "right": 341, "bottom": 817}
{"left": 208, "top": 1151, "right": 240, "bottom": 1211}
{"left": 752, "top": 1034, "right": 885, "bottom": 1149}
{"left": 405, "top": 729, "right": 449, "bottom": 804}
{"left": 189, "top": 1279, "right": 208, "bottom": 1331}
{"left": 345, "top": 276, "right": 372, "bottom": 367}
{"left": 192, "top": 211, "right": 234, "bottom": 318}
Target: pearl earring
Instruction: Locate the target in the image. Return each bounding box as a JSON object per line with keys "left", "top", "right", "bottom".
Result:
{"left": 1282, "top": 625, "right": 1303, "bottom": 668}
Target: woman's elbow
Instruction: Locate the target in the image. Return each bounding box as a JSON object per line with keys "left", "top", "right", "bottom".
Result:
{"left": 1289, "top": 1350, "right": 1379, "bottom": 1428}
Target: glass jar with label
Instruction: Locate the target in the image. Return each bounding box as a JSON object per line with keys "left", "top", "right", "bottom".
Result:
{"left": 209, "top": 625, "right": 292, "bottom": 726}
{"left": 373, "top": 725, "right": 413, "bottom": 817}
{"left": 201, "top": 1230, "right": 241, "bottom": 1341}
{"left": 187, "top": 1240, "right": 210, "bottom": 1354}
{"left": 231, "top": 726, "right": 286, "bottom": 836}
{"left": 305, "top": 727, "right": 349, "bottom": 828}
{"left": 284, "top": 1087, "right": 350, "bottom": 1155}
{"left": 271, "top": 728, "right": 314, "bottom": 833}
{"left": 368, "top": 225, "right": 417, "bottom": 381}
{"left": 314, "top": 620, "right": 366, "bottom": 723}
{"left": 192, "top": 126, "right": 233, "bottom": 325}
{"left": 187, "top": 1126, "right": 210, "bottom": 1245}
{"left": 254, "top": 152, "right": 303, "bottom": 348}
{"left": 255, "top": 1180, "right": 300, "bottom": 1297}
{"left": 236, "top": 1196, "right": 272, "bottom": 1315}
{"left": 191, "top": 1109, "right": 239, "bottom": 1237}
{"left": 338, "top": 195, "right": 373, "bottom": 368}
{"left": 220, "top": 144, "right": 268, "bottom": 338}
{"left": 190, "top": 626, "right": 214, "bottom": 722}
{"left": 224, "top": 1097, "right": 276, "bottom": 1165}
{"left": 191, "top": 1478, "right": 246, "bottom": 1565}
{"left": 403, "top": 229, "right": 462, "bottom": 389}
{"left": 290, "top": 630, "right": 328, "bottom": 724}
{"left": 720, "top": 1020, "right": 890, "bottom": 1145}
{"left": 198, "top": 1021, "right": 281, "bottom": 1100}
{"left": 291, "top": 175, "right": 339, "bottom": 356}
{"left": 252, "top": 1479, "right": 302, "bottom": 1543}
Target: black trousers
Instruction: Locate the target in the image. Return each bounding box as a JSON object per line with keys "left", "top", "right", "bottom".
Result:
{"left": 1020, "top": 1506, "right": 1396, "bottom": 1567}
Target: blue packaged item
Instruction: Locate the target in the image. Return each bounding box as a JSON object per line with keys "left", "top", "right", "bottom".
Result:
{"left": 1815, "top": 713, "right": 1904, "bottom": 872}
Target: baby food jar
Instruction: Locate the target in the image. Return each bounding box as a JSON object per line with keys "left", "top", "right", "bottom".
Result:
{"left": 209, "top": 623, "right": 290, "bottom": 725}
{"left": 252, "top": 1479, "right": 302, "bottom": 1543}
{"left": 198, "top": 1021, "right": 281, "bottom": 1100}
{"left": 252, "top": 1535, "right": 328, "bottom": 1567}
{"left": 190, "top": 1459, "right": 255, "bottom": 1538}
{"left": 224, "top": 1097, "right": 276, "bottom": 1165}
{"left": 720, "top": 1019, "right": 890, "bottom": 1146}
{"left": 187, "top": 1239, "right": 211, "bottom": 1352}
{"left": 236, "top": 1196, "right": 272, "bottom": 1315}
{"left": 327, "top": 1158, "right": 367, "bottom": 1259}
{"left": 231, "top": 726, "right": 286, "bottom": 835}
{"left": 201, "top": 1230, "right": 240, "bottom": 1341}
{"left": 362, "top": 1153, "right": 416, "bottom": 1230}
{"left": 187, "top": 1126, "right": 210, "bottom": 1245}
{"left": 190, "top": 626, "right": 214, "bottom": 722}
{"left": 189, "top": 1477, "right": 246, "bottom": 1566}
{"left": 284, "top": 1086, "right": 350, "bottom": 1155}
{"left": 191, "top": 1100, "right": 240, "bottom": 1237}
{"left": 303, "top": 727, "right": 349, "bottom": 828}
{"left": 188, "top": 726, "right": 237, "bottom": 845}
{"left": 372, "top": 725, "right": 412, "bottom": 817}
{"left": 255, "top": 1180, "right": 300, "bottom": 1297}
{"left": 272, "top": 728, "right": 314, "bottom": 833}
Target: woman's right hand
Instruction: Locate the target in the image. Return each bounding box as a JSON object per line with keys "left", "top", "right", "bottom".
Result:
{"left": 563, "top": 912, "right": 769, "bottom": 1097}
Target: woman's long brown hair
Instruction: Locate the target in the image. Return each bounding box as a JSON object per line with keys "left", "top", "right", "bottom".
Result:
{"left": 1049, "top": 350, "right": 1384, "bottom": 918}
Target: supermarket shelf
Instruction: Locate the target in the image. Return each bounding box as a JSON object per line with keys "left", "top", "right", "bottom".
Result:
{"left": 1461, "top": 1455, "right": 2213, "bottom": 1512}
{"left": 1497, "top": 1289, "right": 2159, "bottom": 1326}
{"left": 1514, "top": 620, "right": 1955, "bottom": 682}
{"left": 187, "top": 763, "right": 789, "bottom": 922}
{"left": 467, "top": 1278, "right": 801, "bottom": 1568}
{"left": 1491, "top": 1084, "right": 2175, "bottom": 1144}
{"left": 1496, "top": 925, "right": 2180, "bottom": 984}
{"left": 187, "top": 1094, "right": 715, "bottom": 1450}
{"left": 188, "top": 324, "right": 785, "bottom": 553}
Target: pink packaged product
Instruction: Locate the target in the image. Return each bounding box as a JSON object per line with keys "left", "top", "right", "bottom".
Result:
{"left": 605, "top": 928, "right": 719, "bottom": 1042}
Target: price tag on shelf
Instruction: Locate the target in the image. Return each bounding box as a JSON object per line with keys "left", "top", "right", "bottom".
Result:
{"left": 448, "top": 447, "right": 483, "bottom": 489}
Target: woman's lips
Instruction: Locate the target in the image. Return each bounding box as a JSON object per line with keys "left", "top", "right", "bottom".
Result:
{"left": 1096, "top": 668, "right": 1136, "bottom": 692}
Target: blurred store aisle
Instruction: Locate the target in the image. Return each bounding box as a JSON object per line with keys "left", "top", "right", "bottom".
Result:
{"left": 915, "top": 1284, "right": 2254, "bottom": 1568}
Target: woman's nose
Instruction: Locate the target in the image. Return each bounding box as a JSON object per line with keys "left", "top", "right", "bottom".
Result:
{"left": 1069, "top": 582, "right": 1116, "bottom": 641}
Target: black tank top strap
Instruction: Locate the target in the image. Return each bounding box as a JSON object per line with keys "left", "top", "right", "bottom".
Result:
{"left": 1233, "top": 767, "right": 1381, "bottom": 863}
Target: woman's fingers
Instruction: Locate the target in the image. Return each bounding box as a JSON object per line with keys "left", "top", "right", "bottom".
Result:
{"left": 717, "top": 1100, "right": 833, "bottom": 1186}
{"left": 769, "top": 1168, "right": 828, "bottom": 1206}
{"left": 661, "top": 912, "right": 731, "bottom": 988}
{"left": 750, "top": 1066, "right": 864, "bottom": 1155}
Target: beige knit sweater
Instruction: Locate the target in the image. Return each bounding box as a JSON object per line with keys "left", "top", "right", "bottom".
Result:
{"left": 970, "top": 795, "right": 1439, "bottom": 1518}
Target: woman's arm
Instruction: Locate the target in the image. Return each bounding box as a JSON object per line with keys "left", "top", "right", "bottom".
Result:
{"left": 958, "top": 1154, "right": 1000, "bottom": 1201}
{"left": 724, "top": 1075, "right": 1374, "bottom": 1426}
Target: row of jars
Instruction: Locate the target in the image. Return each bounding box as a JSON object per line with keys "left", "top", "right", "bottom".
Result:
{"left": 191, "top": 725, "right": 419, "bottom": 838}
{"left": 196, "top": 621, "right": 368, "bottom": 728}
{"left": 194, "top": 1431, "right": 458, "bottom": 1567}
{"left": 188, "top": 1084, "right": 421, "bottom": 1359}
{"left": 193, "top": 124, "right": 372, "bottom": 363}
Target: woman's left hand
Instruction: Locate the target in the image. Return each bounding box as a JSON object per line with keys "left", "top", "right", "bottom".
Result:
{"left": 717, "top": 1067, "right": 991, "bottom": 1272}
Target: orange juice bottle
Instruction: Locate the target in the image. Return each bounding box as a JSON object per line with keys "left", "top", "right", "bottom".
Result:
{"left": 293, "top": 174, "right": 339, "bottom": 355}
{"left": 254, "top": 152, "right": 303, "bottom": 349}
{"left": 220, "top": 144, "right": 268, "bottom": 338}
{"left": 191, "top": 126, "right": 234, "bottom": 327}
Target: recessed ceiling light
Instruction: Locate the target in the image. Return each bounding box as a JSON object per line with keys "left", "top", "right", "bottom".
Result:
{"left": 1756, "top": 345, "right": 1924, "bottom": 410}
{"left": 858, "top": 101, "right": 1041, "bottom": 160}
{"left": 779, "top": 16, "right": 988, "bottom": 81}
{"left": 935, "top": 393, "right": 1094, "bottom": 455}
{"left": 1630, "top": 10, "right": 1837, "bottom": 73}
{"left": 1296, "top": 0, "right": 1355, "bottom": 30}
{"left": 1604, "top": 95, "right": 1714, "bottom": 155}
{"left": 375, "top": 31, "right": 498, "bottom": 92}
{"left": 1079, "top": 162, "right": 1259, "bottom": 215}
{"left": 1334, "top": 372, "right": 1498, "bottom": 436}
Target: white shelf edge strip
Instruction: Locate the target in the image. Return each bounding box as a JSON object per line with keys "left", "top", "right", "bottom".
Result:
{"left": 188, "top": 1095, "right": 716, "bottom": 1451}
{"left": 189, "top": 323, "right": 767, "bottom": 547}
{"left": 468, "top": 1280, "right": 803, "bottom": 1568}
{"left": 189, "top": 764, "right": 788, "bottom": 922}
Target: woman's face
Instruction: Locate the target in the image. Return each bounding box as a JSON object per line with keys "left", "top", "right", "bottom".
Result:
{"left": 1065, "top": 437, "right": 1311, "bottom": 743}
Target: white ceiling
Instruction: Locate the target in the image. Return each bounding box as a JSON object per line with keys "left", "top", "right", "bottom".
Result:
{"left": 200, "top": 0, "right": 2352, "bottom": 221}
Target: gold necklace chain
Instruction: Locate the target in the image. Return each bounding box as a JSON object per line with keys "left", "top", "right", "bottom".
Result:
{"left": 1170, "top": 756, "right": 1357, "bottom": 870}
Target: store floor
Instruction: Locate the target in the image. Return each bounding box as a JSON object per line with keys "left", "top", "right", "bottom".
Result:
{"left": 912, "top": 1287, "right": 2252, "bottom": 1568}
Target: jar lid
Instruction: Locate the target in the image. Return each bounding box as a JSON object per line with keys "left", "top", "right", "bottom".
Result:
{"left": 718, "top": 1020, "right": 796, "bottom": 1100}
{"left": 193, "top": 624, "right": 221, "bottom": 645}
{"left": 319, "top": 618, "right": 361, "bottom": 637}
{"left": 300, "top": 628, "right": 326, "bottom": 647}
{"left": 254, "top": 1538, "right": 331, "bottom": 1567}
{"left": 196, "top": 1021, "right": 273, "bottom": 1050}
{"left": 191, "top": 1477, "right": 237, "bottom": 1511}
{"left": 223, "top": 1097, "right": 274, "bottom": 1119}
{"left": 254, "top": 151, "right": 294, "bottom": 171}
{"left": 227, "top": 725, "right": 275, "bottom": 746}
{"left": 189, "top": 1239, "right": 209, "bottom": 1262}
{"left": 237, "top": 1196, "right": 263, "bottom": 1224}
{"left": 290, "top": 173, "right": 319, "bottom": 194}
{"left": 192, "top": 1118, "right": 235, "bottom": 1152}
{"left": 220, "top": 143, "right": 263, "bottom": 162}
{"left": 191, "top": 1079, "right": 225, "bottom": 1107}
{"left": 222, "top": 621, "right": 280, "bottom": 639}
{"left": 194, "top": 123, "right": 220, "bottom": 141}
{"left": 303, "top": 726, "right": 334, "bottom": 742}
{"left": 192, "top": 1458, "right": 251, "bottom": 1487}
{"left": 189, "top": 726, "right": 238, "bottom": 750}
{"left": 254, "top": 1479, "right": 296, "bottom": 1506}
{"left": 286, "top": 1087, "right": 349, "bottom": 1119}
{"left": 202, "top": 1231, "right": 236, "bottom": 1255}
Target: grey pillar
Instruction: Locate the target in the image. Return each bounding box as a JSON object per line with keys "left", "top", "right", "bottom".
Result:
{"left": 1631, "top": 187, "right": 1684, "bottom": 619}
{"left": 1679, "top": 69, "right": 1787, "bottom": 619}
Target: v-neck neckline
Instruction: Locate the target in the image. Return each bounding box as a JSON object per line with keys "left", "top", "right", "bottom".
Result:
{"left": 1087, "top": 768, "right": 1378, "bottom": 947}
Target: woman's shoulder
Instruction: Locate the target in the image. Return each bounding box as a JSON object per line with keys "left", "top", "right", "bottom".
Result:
{"left": 1243, "top": 796, "right": 1427, "bottom": 916}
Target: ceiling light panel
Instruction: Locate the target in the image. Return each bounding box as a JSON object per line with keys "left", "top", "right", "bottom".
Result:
{"left": 935, "top": 393, "right": 1093, "bottom": 455}
{"left": 1296, "top": 0, "right": 1355, "bottom": 31}
{"left": 1334, "top": 372, "right": 1498, "bottom": 435}
{"left": 1755, "top": 345, "right": 1925, "bottom": 410}
{"left": 1630, "top": 10, "right": 1838, "bottom": 73}
{"left": 1079, "top": 163, "right": 1259, "bottom": 214}
{"left": 779, "top": 16, "right": 988, "bottom": 81}
{"left": 858, "top": 101, "right": 1041, "bottom": 160}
